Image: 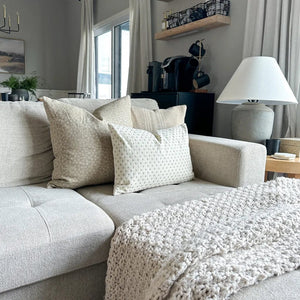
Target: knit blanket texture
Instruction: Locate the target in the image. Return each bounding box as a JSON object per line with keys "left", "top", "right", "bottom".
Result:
{"left": 105, "top": 178, "right": 300, "bottom": 300}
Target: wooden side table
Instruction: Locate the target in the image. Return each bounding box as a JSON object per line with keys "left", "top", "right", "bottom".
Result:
{"left": 265, "top": 156, "right": 300, "bottom": 181}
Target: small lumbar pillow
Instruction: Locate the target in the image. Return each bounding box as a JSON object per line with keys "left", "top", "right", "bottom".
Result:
{"left": 109, "top": 123, "right": 194, "bottom": 195}
{"left": 131, "top": 105, "right": 187, "bottom": 132}
{"left": 43, "top": 96, "right": 132, "bottom": 189}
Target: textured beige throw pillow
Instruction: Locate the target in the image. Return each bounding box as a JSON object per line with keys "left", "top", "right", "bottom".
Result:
{"left": 109, "top": 123, "right": 194, "bottom": 195}
{"left": 93, "top": 95, "right": 133, "bottom": 126}
{"left": 43, "top": 96, "right": 132, "bottom": 189}
{"left": 131, "top": 105, "right": 186, "bottom": 132}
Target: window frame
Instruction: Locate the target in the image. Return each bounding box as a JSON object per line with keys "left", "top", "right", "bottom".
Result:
{"left": 94, "top": 9, "right": 129, "bottom": 99}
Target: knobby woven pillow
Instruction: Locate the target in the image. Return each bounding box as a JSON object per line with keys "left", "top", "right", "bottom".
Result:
{"left": 109, "top": 123, "right": 194, "bottom": 195}
{"left": 43, "top": 96, "right": 132, "bottom": 189}
{"left": 131, "top": 105, "right": 187, "bottom": 132}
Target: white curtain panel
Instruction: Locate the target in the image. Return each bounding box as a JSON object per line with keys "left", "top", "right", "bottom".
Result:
{"left": 77, "top": 0, "right": 95, "bottom": 97}
{"left": 243, "top": 0, "right": 300, "bottom": 138}
{"left": 127, "top": 0, "right": 153, "bottom": 94}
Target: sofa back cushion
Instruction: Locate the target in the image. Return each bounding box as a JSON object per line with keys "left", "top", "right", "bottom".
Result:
{"left": 0, "top": 97, "right": 159, "bottom": 188}
{"left": 0, "top": 102, "right": 53, "bottom": 187}
{"left": 57, "top": 97, "right": 159, "bottom": 112}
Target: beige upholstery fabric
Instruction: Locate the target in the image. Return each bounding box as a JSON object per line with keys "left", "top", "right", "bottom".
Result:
{"left": 0, "top": 183, "right": 114, "bottom": 293}
{"left": 0, "top": 263, "right": 107, "bottom": 300}
{"left": 132, "top": 105, "right": 186, "bottom": 132}
{"left": 130, "top": 98, "right": 159, "bottom": 110}
{"left": 0, "top": 102, "right": 53, "bottom": 187}
{"left": 77, "top": 178, "right": 233, "bottom": 227}
{"left": 189, "top": 134, "right": 267, "bottom": 187}
{"left": 109, "top": 124, "right": 194, "bottom": 195}
{"left": 232, "top": 269, "right": 300, "bottom": 300}
{"left": 93, "top": 95, "right": 133, "bottom": 127}
{"left": 57, "top": 97, "right": 159, "bottom": 112}
{"left": 43, "top": 97, "right": 132, "bottom": 188}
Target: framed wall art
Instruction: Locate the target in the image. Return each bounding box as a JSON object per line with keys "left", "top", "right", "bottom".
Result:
{"left": 0, "top": 37, "right": 25, "bottom": 74}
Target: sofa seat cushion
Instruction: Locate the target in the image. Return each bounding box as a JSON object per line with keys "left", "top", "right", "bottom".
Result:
{"left": 77, "top": 178, "right": 233, "bottom": 227}
{"left": 0, "top": 183, "right": 114, "bottom": 294}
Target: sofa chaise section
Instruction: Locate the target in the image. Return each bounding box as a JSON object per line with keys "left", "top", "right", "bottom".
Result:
{"left": 77, "top": 178, "right": 234, "bottom": 227}
{"left": 0, "top": 183, "right": 114, "bottom": 295}
{"left": 77, "top": 135, "right": 266, "bottom": 227}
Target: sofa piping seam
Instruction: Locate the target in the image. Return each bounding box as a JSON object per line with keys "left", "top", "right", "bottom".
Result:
{"left": 19, "top": 186, "right": 53, "bottom": 242}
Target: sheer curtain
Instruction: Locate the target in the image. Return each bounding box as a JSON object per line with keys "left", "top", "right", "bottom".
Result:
{"left": 127, "top": 0, "right": 153, "bottom": 94}
{"left": 243, "top": 0, "right": 300, "bottom": 137}
{"left": 77, "top": 0, "right": 95, "bottom": 97}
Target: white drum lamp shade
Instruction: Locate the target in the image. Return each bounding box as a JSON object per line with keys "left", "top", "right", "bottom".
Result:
{"left": 217, "top": 56, "right": 297, "bottom": 143}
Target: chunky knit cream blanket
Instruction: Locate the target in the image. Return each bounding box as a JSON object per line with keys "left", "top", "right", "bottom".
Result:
{"left": 105, "top": 178, "right": 300, "bottom": 300}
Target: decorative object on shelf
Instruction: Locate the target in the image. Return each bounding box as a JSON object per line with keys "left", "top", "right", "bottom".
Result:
{"left": 189, "top": 40, "right": 210, "bottom": 89}
{"left": 155, "top": 15, "right": 230, "bottom": 40}
{"left": 165, "top": 0, "right": 229, "bottom": 30}
{"left": 161, "top": 11, "right": 167, "bottom": 31}
{"left": 0, "top": 4, "right": 20, "bottom": 34}
{"left": 1, "top": 75, "right": 38, "bottom": 101}
{"left": 161, "top": 11, "right": 172, "bottom": 31}
{"left": 0, "top": 37, "right": 25, "bottom": 74}
{"left": 205, "top": 0, "right": 230, "bottom": 16}
{"left": 217, "top": 56, "right": 298, "bottom": 144}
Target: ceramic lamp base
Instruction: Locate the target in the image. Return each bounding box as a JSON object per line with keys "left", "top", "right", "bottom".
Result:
{"left": 232, "top": 103, "right": 274, "bottom": 144}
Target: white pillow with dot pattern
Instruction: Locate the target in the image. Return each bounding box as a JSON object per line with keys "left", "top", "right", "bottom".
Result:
{"left": 109, "top": 123, "right": 194, "bottom": 195}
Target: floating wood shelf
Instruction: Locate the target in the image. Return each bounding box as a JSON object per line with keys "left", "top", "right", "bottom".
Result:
{"left": 155, "top": 15, "right": 231, "bottom": 40}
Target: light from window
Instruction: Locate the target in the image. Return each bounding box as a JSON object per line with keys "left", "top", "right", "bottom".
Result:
{"left": 120, "top": 22, "right": 130, "bottom": 97}
{"left": 95, "top": 20, "right": 129, "bottom": 99}
{"left": 96, "top": 31, "right": 112, "bottom": 99}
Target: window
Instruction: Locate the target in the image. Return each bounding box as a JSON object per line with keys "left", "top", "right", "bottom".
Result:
{"left": 94, "top": 10, "right": 130, "bottom": 99}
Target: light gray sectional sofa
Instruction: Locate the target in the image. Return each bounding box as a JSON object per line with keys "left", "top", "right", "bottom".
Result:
{"left": 0, "top": 98, "right": 267, "bottom": 300}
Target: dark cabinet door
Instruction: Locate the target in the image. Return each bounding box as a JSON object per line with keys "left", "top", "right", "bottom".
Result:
{"left": 131, "top": 92, "right": 214, "bottom": 136}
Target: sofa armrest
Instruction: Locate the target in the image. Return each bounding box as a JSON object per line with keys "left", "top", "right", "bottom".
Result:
{"left": 189, "top": 134, "right": 266, "bottom": 188}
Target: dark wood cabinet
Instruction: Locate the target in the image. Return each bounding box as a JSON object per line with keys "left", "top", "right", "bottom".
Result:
{"left": 131, "top": 92, "right": 214, "bottom": 136}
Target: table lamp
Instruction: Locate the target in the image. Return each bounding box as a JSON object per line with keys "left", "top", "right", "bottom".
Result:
{"left": 217, "top": 56, "right": 298, "bottom": 143}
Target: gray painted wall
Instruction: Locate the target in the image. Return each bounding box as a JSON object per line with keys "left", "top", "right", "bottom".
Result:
{"left": 152, "top": 0, "right": 247, "bottom": 137}
{"left": 93, "top": 0, "right": 248, "bottom": 137}
{"left": 0, "top": 0, "right": 81, "bottom": 90}
{"left": 94, "top": 0, "right": 129, "bottom": 24}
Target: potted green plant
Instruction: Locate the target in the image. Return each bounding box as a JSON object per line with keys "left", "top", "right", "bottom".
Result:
{"left": 1, "top": 75, "right": 38, "bottom": 101}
